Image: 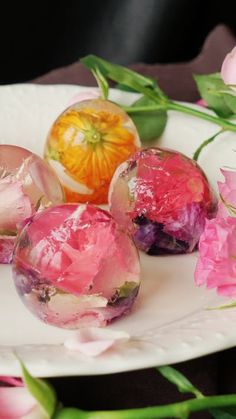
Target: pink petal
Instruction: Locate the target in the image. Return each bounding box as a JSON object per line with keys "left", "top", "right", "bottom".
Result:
{"left": 0, "top": 236, "right": 16, "bottom": 264}
{"left": 196, "top": 99, "right": 207, "bottom": 107}
{"left": 221, "top": 46, "right": 236, "bottom": 85}
{"left": 0, "top": 387, "right": 36, "bottom": 418}
{"left": 64, "top": 327, "right": 129, "bottom": 356}
{"left": 67, "top": 90, "right": 100, "bottom": 107}
{"left": 217, "top": 284, "right": 236, "bottom": 297}
{"left": 0, "top": 376, "right": 23, "bottom": 387}
{"left": 0, "top": 177, "right": 33, "bottom": 232}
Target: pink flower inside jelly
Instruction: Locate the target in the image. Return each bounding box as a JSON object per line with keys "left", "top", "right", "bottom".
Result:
{"left": 12, "top": 204, "right": 140, "bottom": 329}
{"left": 109, "top": 147, "right": 216, "bottom": 254}
{"left": 0, "top": 144, "right": 64, "bottom": 264}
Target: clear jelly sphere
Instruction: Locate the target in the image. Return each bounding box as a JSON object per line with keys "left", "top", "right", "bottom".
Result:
{"left": 44, "top": 99, "right": 140, "bottom": 204}
{"left": 109, "top": 147, "right": 216, "bottom": 255}
{"left": 0, "top": 144, "right": 64, "bottom": 263}
{"left": 12, "top": 204, "right": 140, "bottom": 329}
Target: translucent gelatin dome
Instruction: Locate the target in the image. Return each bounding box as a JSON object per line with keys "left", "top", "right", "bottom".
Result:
{"left": 12, "top": 204, "right": 140, "bottom": 329}
{"left": 44, "top": 99, "right": 140, "bottom": 204}
{"left": 0, "top": 145, "right": 64, "bottom": 263}
{"left": 109, "top": 147, "right": 216, "bottom": 255}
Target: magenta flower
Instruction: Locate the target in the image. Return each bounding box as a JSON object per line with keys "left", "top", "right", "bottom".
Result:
{"left": 194, "top": 217, "right": 236, "bottom": 297}
{"left": 217, "top": 169, "right": 236, "bottom": 217}
{"left": 221, "top": 46, "right": 236, "bottom": 85}
{"left": 0, "top": 376, "right": 43, "bottom": 418}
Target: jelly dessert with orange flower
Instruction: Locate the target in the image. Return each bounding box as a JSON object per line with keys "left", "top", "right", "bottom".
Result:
{"left": 0, "top": 145, "right": 64, "bottom": 264}
{"left": 12, "top": 204, "right": 140, "bottom": 329}
{"left": 44, "top": 99, "right": 140, "bottom": 204}
{"left": 109, "top": 147, "right": 216, "bottom": 254}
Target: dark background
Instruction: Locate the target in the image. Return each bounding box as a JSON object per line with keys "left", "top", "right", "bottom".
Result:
{"left": 1, "top": 0, "right": 236, "bottom": 84}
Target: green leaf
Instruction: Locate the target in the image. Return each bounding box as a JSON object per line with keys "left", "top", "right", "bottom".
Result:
{"left": 129, "top": 95, "right": 167, "bottom": 142}
{"left": 53, "top": 408, "right": 87, "bottom": 419}
{"left": 194, "top": 73, "right": 233, "bottom": 118}
{"left": 158, "top": 366, "right": 203, "bottom": 398}
{"left": 210, "top": 407, "right": 236, "bottom": 418}
{"left": 223, "top": 91, "right": 236, "bottom": 114}
{"left": 20, "top": 360, "right": 57, "bottom": 417}
{"left": 116, "top": 281, "right": 139, "bottom": 298}
{"left": 91, "top": 66, "right": 109, "bottom": 100}
{"left": 116, "top": 77, "right": 158, "bottom": 93}
{"left": 115, "top": 83, "right": 140, "bottom": 93}
{"left": 81, "top": 55, "right": 155, "bottom": 88}
{"left": 81, "top": 55, "right": 165, "bottom": 103}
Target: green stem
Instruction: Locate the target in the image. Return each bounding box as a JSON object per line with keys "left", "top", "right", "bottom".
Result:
{"left": 124, "top": 105, "right": 165, "bottom": 113}
{"left": 84, "top": 394, "right": 236, "bottom": 419}
{"left": 124, "top": 101, "right": 236, "bottom": 132}
{"left": 167, "top": 101, "right": 236, "bottom": 132}
{"left": 193, "top": 129, "right": 223, "bottom": 161}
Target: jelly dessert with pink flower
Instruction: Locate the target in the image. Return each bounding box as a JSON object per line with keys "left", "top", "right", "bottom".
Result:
{"left": 12, "top": 204, "right": 140, "bottom": 329}
{"left": 0, "top": 145, "right": 64, "bottom": 263}
{"left": 109, "top": 147, "right": 216, "bottom": 254}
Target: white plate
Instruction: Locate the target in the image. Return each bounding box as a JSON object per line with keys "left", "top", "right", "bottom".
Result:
{"left": 0, "top": 84, "right": 236, "bottom": 378}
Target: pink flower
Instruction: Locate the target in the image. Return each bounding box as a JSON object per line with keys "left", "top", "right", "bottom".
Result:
{"left": 196, "top": 99, "right": 207, "bottom": 107}
{"left": 194, "top": 217, "right": 236, "bottom": 297}
{"left": 64, "top": 327, "right": 129, "bottom": 356}
{"left": 13, "top": 204, "right": 140, "bottom": 328}
{"left": 217, "top": 168, "right": 236, "bottom": 217}
{"left": 221, "top": 46, "right": 236, "bottom": 85}
{"left": 0, "top": 177, "right": 33, "bottom": 264}
{"left": 67, "top": 89, "right": 100, "bottom": 107}
{"left": 0, "top": 376, "right": 43, "bottom": 418}
{"left": 0, "top": 177, "right": 33, "bottom": 232}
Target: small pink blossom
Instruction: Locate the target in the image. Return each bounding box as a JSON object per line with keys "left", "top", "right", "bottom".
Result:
{"left": 64, "top": 327, "right": 130, "bottom": 356}
{"left": 217, "top": 168, "right": 236, "bottom": 217}
{"left": 0, "top": 376, "right": 43, "bottom": 418}
{"left": 196, "top": 99, "right": 207, "bottom": 107}
{"left": 194, "top": 217, "right": 236, "bottom": 297}
{"left": 67, "top": 89, "right": 100, "bottom": 107}
{"left": 221, "top": 46, "right": 236, "bottom": 85}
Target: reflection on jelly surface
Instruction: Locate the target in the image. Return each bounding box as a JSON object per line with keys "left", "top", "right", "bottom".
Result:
{"left": 109, "top": 147, "right": 216, "bottom": 255}
{"left": 44, "top": 99, "right": 140, "bottom": 204}
{"left": 12, "top": 204, "right": 140, "bottom": 329}
{"left": 0, "top": 145, "right": 64, "bottom": 263}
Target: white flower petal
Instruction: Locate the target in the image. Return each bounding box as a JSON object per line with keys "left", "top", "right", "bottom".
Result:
{"left": 48, "top": 159, "right": 93, "bottom": 195}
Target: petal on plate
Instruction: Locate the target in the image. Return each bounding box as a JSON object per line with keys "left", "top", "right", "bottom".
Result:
{"left": 64, "top": 327, "right": 130, "bottom": 356}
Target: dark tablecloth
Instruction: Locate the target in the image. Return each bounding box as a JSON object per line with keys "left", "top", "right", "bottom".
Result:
{"left": 34, "top": 25, "right": 236, "bottom": 417}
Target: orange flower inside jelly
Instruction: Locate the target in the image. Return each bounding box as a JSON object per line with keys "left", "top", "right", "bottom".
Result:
{"left": 44, "top": 99, "right": 140, "bottom": 204}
